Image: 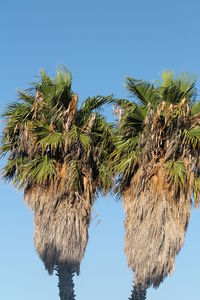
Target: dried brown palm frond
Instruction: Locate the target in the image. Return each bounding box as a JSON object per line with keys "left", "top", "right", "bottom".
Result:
{"left": 18, "top": 122, "right": 38, "bottom": 159}
{"left": 64, "top": 94, "right": 78, "bottom": 132}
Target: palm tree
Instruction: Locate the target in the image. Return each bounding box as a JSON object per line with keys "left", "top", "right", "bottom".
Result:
{"left": 110, "top": 71, "right": 200, "bottom": 300}
{"left": 0, "top": 67, "right": 114, "bottom": 300}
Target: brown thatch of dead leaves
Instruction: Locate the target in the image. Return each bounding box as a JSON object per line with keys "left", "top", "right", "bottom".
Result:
{"left": 124, "top": 99, "right": 199, "bottom": 288}
{"left": 24, "top": 164, "right": 94, "bottom": 275}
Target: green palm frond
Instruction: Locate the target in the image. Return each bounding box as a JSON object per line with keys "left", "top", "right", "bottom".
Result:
{"left": 2, "top": 156, "right": 29, "bottom": 183}
{"left": 38, "top": 131, "right": 64, "bottom": 153}
{"left": 126, "top": 77, "right": 159, "bottom": 107}
{"left": 66, "top": 125, "right": 80, "bottom": 143}
{"left": 113, "top": 151, "right": 137, "bottom": 178}
{"left": 114, "top": 135, "right": 139, "bottom": 156}
{"left": 109, "top": 133, "right": 139, "bottom": 195}
{"left": 99, "top": 122, "right": 114, "bottom": 151}
{"left": 165, "top": 159, "right": 186, "bottom": 186}
{"left": 35, "top": 123, "right": 64, "bottom": 153}
{"left": 3, "top": 154, "right": 56, "bottom": 188}
{"left": 160, "top": 70, "right": 175, "bottom": 87}
{"left": 80, "top": 95, "right": 113, "bottom": 112}
{"left": 188, "top": 127, "right": 200, "bottom": 138}
{"left": 98, "top": 163, "right": 113, "bottom": 193}
{"left": 0, "top": 136, "right": 13, "bottom": 157}
{"left": 66, "top": 125, "right": 91, "bottom": 151}
{"left": 158, "top": 70, "right": 196, "bottom": 103}
{"left": 125, "top": 71, "right": 196, "bottom": 108}
{"left": 37, "top": 67, "right": 72, "bottom": 111}
{"left": 56, "top": 66, "right": 72, "bottom": 88}
{"left": 2, "top": 159, "right": 17, "bottom": 181}
{"left": 40, "top": 69, "right": 54, "bottom": 86}
{"left": 119, "top": 104, "right": 146, "bottom": 136}
{"left": 68, "top": 158, "right": 82, "bottom": 190}
{"left": 3, "top": 158, "right": 19, "bottom": 181}
{"left": 17, "top": 90, "right": 35, "bottom": 105}
{"left": 92, "top": 115, "right": 114, "bottom": 147}
{"left": 77, "top": 95, "right": 113, "bottom": 127}
{"left": 160, "top": 84, "right": 186, "bottom": 104}
{"left": 114, "top": 152, "right": 138, "bottom": 197}
{"left": 191, "top": 102, "right": 200, "bottom": 116}
{"left": 179, "top": 72, "right": 197, "bottom": 99}
{"left": 2, "top": 102, "right": 32, "bottom": 121}
{"left": 54, "top": 67, "right": 72, "bottom": 107}
{"left": 182, "top": 127, "right": 200, "bottom": 149}
{"left": 1, "top": 103, "right": 33, "bottom": 153}
{"left": 21, "top": 155, "right": 56, "bottom": 186}
{"left": 80, "top": 133, "right": 90, "bottom": 150}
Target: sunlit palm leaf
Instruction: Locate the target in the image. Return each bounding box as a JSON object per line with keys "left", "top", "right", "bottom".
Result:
{"left": 158, "top": 70, "right": 196, "bottom": 103}
{"left": 165, "top": 160, "right": 186, "bottom": 186}
{"left": 22, "top": 155, "right": 56, "bottom": 185}
{"left": 126, "top": 77, "right": 159, "bottom": 107}
{"left": 191, "top": 102, "right": 200, "bottom": 116}
{"left": 77, "top": 95, "right": 113, "bottom": 127}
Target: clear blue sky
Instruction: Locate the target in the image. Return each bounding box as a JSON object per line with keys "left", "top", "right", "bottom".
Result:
{"left": 0, "top": 0, "right": 200, "bottom": 299}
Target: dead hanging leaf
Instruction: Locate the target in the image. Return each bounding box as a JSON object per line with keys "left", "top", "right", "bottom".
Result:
{"left": 123, "top": 100, "right": 200, "bottom": 289}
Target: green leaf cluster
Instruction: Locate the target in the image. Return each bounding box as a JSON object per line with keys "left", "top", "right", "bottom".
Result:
{"left": 165, "top": 159, "right": 186, "bottom": 186}
{"left": 0, "top": 67, "right": 114, "bottom": 195}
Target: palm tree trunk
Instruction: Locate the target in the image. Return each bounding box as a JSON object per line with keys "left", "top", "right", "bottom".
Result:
{"left": 56, "top": 263, "right": 76, "bottom": 300}
{"left": 129, "top": 277, "right": 147, "bottom": 300}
